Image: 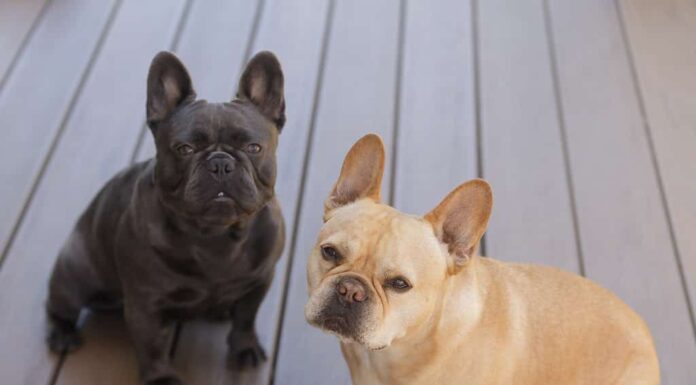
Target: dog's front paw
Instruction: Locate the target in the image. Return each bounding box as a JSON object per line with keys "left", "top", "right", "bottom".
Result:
{"left": 145, "top": 376, "right": 184, "bottom": 385}
{"left": 227, "top": 331, "right": 267, "bottom": 370}
{"left": 47, "top": 325, "right": 82, "bottom": 353}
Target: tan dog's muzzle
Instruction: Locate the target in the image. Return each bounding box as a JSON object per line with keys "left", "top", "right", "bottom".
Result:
{"left": 306, "top": 273, "right": 376, "bottom": 344}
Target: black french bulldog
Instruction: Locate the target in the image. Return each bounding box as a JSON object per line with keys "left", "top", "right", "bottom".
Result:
{"left": 46, "top": 50, "right": 286, "bottom": 384}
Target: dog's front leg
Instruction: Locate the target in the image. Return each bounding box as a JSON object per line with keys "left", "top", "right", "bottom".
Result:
{"left": 124, "top": 301, "right": 181, "bottom": 385}
{"left": 227, "top": 280, "right": 271, "bottom": 370}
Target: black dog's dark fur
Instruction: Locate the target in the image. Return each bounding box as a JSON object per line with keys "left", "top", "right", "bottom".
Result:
{"left": 46, "top": 51, "right": 286, "bottom": 384}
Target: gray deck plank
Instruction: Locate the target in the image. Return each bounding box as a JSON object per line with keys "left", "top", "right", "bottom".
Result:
{"left": 547, "top": 1, "right": 696, "bottom": 383}
{"left": 0, "top": 0, "right": 117, "bottom": 260}
{"left": 274, "top": 1, "right": 401, "bottom": 383}
{"left": 393, "top": 0, "right": 477, "bottom": 214}
{"left": 0, "top": 1, "right": 187, "bottom": 384}
{"left": 477, "top": 0, "right": 580, "bottom": 271}
{"left": 0, "top": 2, "right": 119, "bottom": 384}
{"left": 0, "top": 0, "right": 47, "bottom": 87}
{"left": 0, "top": 0, "right": 692, "bottom": 384}
{"left": 169, "top": 1, "right": 330, "bottom": 384}
{"left": 619, "top": 0, "right": 696, "bottom": 337}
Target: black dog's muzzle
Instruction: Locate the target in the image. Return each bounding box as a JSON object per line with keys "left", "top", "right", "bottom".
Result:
{"left": 206, "top": 151, "right": 236, "bottom": 179}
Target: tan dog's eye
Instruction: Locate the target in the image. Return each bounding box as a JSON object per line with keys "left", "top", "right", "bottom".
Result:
{"left": 246, "top": 143, "right": 262, "bottom": 154}
{"left": 320, "top": 245, "right": 341, "bottom": 262}
{"left": 386, "top": 277, "right": 411, "bottom": 292}
{"left": 177, "top": 144, "right": 194, "bottom": 156}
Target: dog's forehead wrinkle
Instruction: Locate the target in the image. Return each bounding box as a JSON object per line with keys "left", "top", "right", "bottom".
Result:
{"left": 176, "top": 103, "right": 276, "bottom": 148}
{"left": 324, "top": 201, "right": 442, "bottom": 274}
{"left": 376, "top": 214, "right": 438, "bottom": 271}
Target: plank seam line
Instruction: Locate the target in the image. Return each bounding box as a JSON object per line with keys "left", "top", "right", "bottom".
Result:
{"left": 388, "top": 0, "right": 407, "bottom": 207}
{"left": 268, "top": 1, "right": 336, "bottom": 384}
{"left": 470, "top": 0, "right": 486, "bottom": 256}
{"left": 129, "top": 0, "right": 196, "bottom": 165}
{"left": 0, "top": 0, "right": 52, "bottom": 97}
{"left": 25, "top": 1, "right": 125, "bottom": 384}
{"left": 614, "top": 0, "right": 696, "bottom": 340}
{"left": 241, "top": 0, "right": 267, "bottom": 68}
{"left": 0, "top": 0, "right": 123, "bottom": 274}
{"left": 540, "top": 0, "right": 586, "bottom": 277}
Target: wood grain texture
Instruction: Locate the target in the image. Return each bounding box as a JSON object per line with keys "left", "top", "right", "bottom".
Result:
{"left": 393, "top": 0, "right": 477, "bottom": 214}
{"left": 0, "top": 0, "right": 694, "bottom": 383}
{"left": 0, "top": 0, "right": 47, "bottom": 86}
{"left": 477, "top": 0, "right": 580, "bottom": 271}
{"left": 619, "top": 0, "right": 696, "bottom": 341}
{"left": 547, "top": 1, "right": 696, "bottom": 383}
{"left": 170, "top": 1, "right": 329, "bottom": 384}
{"left": 274, "top": 1, "right": 401, "bottom": 384}
{"left": 0, "top": 1, "right": 186, "bottom": 384}
{"left": 0, "top": 0, "right": 117, "bottom": 258}
{"left": 0, "top": 2, "right": 119, "bottom": 384}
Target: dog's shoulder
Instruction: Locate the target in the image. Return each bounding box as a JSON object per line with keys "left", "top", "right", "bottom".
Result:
{"left": 479, "top": 256, "right": 652, "bottom": 343}
{"left": 481, "top": 257, "right": 612, "bottom": 310}
{"left": 78, "top": 159, "right": 154, "bottom": 235}
{"left": 245, "top": 197, "right": 285, "bottom": 264}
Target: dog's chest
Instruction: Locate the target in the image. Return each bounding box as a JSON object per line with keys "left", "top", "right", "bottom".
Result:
{"left": 155, "top": 242, "right": 265, "bottom": 318}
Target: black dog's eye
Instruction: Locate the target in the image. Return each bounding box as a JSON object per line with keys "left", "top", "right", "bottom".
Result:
{"left": 386, "top": 277, "right": 411, "bottom": 292}
{"left": 177, "top": 144, "right": 194, "bottom": 156}
{"left": 246, "top": 143, "right": 262, "bottom": 154}
{"left": 320, "top": 245, "right": 341, "bottom": 262}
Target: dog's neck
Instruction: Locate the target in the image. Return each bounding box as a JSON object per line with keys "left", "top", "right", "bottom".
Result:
{"left": 159, "top": 197, "right": 250, "bottom": 239}
{"left": 344, "top": 256, "right": 494, "bottom": 384}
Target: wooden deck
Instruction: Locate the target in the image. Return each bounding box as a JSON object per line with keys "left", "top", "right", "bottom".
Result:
{"left": 0, "top": 0, "right": 694, "bottom": 384}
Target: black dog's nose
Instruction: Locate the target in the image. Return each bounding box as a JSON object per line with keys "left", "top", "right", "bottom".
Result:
{"left": 336, "top": 276, "right": 368, "bottom": 305}
{"left": 206, "top": 151, "right": 234, "bottom": 176}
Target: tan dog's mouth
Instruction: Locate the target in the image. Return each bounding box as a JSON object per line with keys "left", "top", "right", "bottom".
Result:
{"left": 311, "top": 310, "right": 390, "bottom": 351}
{"left": 307, "top": 301, "right": 367, "bottom": 344}
{"left": 320, "top": 316, "right": 349, "bottom": 334}
{"left": 311, "top": 312, "right": 358, "bottom": 342}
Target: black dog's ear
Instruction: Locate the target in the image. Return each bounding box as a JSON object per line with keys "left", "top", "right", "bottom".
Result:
{"left": 146, "top": 51, "right": 196, "bottom": 127}
{"left": 237, "top": 51, "right": 285, "bottom": 130}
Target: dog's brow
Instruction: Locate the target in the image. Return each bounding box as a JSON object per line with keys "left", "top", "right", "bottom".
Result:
{"left": 229, "top": 130, "right": 253, "bottom": 142}
{"left": 191, "top": 131, "right": 209, "bottom": 143}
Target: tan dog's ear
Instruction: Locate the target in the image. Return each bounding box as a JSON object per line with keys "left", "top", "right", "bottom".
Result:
{"left": 324, "top": 134, "right": 385, "bottom": 216}
{"left": 425, "top": 179, "right": 492, "bottom": 272}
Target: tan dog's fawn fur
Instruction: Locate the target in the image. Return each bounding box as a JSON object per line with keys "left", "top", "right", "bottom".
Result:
{"left": 305, "top": 134, "right": 659, "bottom": 385}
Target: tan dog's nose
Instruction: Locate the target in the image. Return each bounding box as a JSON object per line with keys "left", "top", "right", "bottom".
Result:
{"left": 336, "top": 277, "right": 368, "bottom": 304}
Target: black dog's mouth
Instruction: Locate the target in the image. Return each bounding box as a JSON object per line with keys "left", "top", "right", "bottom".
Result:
{"left": 212, "top": 191, "right": 234, "bottom": 203}
{"left": 191, "top": 176, "right": 262, "bottom": 214}
{"left": 205, "top": 188, "right": 261, "bottom": 217}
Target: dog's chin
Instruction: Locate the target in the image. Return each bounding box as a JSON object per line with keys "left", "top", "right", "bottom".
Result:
{"left": 193, "top": 198, "right": 238, "bottom": 222}
{"left": 311, "top": 315, "right": 358, "bottom": 341}
{"left": 318, "top": 316, "right": 351, "bottom": 337}
{"left": 309, "top": 314, "right": 388, "bottom": 351}
{"left": 185, "top": 193, "right": 263, "bottom": 226}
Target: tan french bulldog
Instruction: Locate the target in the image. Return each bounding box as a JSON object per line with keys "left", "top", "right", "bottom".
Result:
{"left": 305, "top": 134, "right": 660, "bottom": 385}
